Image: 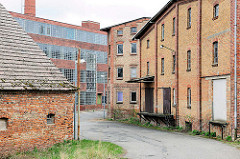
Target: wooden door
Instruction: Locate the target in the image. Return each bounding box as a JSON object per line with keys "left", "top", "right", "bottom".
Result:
{"left": 163, "top": 88, "right": 171, "bottom": 114}
{"left": 145, "top": 88, "right": 154, "bottom": 113}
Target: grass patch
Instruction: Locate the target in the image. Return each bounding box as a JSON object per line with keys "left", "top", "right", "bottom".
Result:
{"left": 9, "top": 140, "right": 123, "bottom": 159}
{"left": 114, "top": 117, "right": 184, "bottom": 133}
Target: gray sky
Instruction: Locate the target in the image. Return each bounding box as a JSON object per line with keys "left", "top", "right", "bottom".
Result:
{"left": 0, "top": 0, "right": 169, "bottom": 28}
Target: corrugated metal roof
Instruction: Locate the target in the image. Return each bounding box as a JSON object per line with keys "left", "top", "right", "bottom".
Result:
{"left": 0, "top": 3, "right": 76, "bottom": 91}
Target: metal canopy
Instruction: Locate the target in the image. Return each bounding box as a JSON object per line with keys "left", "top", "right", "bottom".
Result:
{"left": 126, "top": 76, "right": 155, "bottom": 83}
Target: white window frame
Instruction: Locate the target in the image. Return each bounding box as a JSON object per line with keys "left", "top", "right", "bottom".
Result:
{"left": 117, "top": 91, "right": 123, "bottom": 103}
{"left": 130, "top": 67, "right": 137, "bottom": 78}
{"left": 117, "top": 44, "right": 123, "bottom": 55}
{"left": 117, "top": 67, "right": 123, "bottom": 78}
{"left": 131, "top": 43, "right": 137, "bottom": 54}
{"left": 131, "top": 92, "right": 137, "bottom": 103}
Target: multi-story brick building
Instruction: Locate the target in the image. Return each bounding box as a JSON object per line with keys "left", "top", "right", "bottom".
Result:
{"left": 133, "top": 0, "right": 240, "bottom": 139}
{"left": 0, "top": 3, "right": 75, "bottom": 156}
{"left": 9, "top": 0, "right": 108, "bottom": 110}
{"left": 101, "top": 18, "right": 150, "bottom": 118}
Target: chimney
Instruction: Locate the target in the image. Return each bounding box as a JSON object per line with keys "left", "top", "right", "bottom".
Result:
{"left": 82, "top": 21, "right": 100, "bottom": 30}
{"left": 24, "top": 0, "right": 36, "bottom": 16}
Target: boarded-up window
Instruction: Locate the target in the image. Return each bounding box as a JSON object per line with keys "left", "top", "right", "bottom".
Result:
{"left": 0, "top": 118, "right": 8, "bottom": 130}
{"left": 213, "top": 79, "right": 227, "bottom": 121}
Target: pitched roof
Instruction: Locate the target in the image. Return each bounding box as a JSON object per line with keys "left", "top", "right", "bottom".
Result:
{"left": 133, "top": 0, "right": 178, "bottom": 39}
{"left": 100, "top": 17, "right": 151, "bottom": 32}
{"left": 0, "top": 3, "right": 75, "bottom": 91}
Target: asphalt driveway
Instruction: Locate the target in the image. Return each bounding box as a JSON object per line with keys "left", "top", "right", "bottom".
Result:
{"left": 80, "top": 110, "right": 240, "bottom": 159}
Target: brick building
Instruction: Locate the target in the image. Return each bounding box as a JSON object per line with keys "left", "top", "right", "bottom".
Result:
{"left": 101, "top": 18, "right": 150, "bottom": 118}
{"left": 9, "top": 0, "right": 108, "bottom": 110}
{"left": 0, "top": 3, "right": 75, "bottom": 156}
{"left": 133, "top": 0, "right": 240, "bottom": 139}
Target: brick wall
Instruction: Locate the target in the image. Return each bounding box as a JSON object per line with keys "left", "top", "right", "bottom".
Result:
{"left": 107, "top": 18, "right": 150, "bottom": 118}
{"left": 0, "top": 91, "right": 75, "bottom": 157}
{"left": 138, "top": 0, "right": 236, "bottom": 138}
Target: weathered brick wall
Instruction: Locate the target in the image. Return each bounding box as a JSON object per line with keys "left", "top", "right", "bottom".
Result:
{"left": 108, "top": 18, "right": 150, "bottom": 117}
{"left": 138, "top": 0, "right": 236, "bottom": 138}
{"left": 0, "top": 91, "right": 75, "bottom": 157}
{"left": 201, "top": 0, "right": 231, "bottom": 136}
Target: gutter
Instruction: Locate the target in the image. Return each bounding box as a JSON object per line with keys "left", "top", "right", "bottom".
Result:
{"left": 234, "top": 0, "right": 238, "bottom": 140}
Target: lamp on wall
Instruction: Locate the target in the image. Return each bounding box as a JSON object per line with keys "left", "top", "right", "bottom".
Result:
{"left": 160, "top": 45, "right": 176, "bottom": 53}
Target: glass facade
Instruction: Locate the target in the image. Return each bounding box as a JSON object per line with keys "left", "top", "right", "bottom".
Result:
{"left": 37, "top": 43, "right": 107, "bottom": 64}
{"left": 15, "top": 18, "right": 107, "bottom": 45}
{"left": 15, "top": 17, "right": 107, "bottom": 106}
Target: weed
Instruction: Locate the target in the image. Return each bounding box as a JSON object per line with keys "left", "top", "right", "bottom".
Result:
{"left": 210, "top": 132, "right": 216, "bottom": 137}
{"left": 205, "top": 132, "right": 210, "bottom": 136}
{"left": 226, "top": 136, "right": 232, "bottom": 142}
{"left": 192, "top": 130, "right": 201, "bottom": 135}
{"left": 200, "top": 131, "right": 206, "bottom": 136}
{"left": 9, "top": 140, "right": 123, "bottom": 159}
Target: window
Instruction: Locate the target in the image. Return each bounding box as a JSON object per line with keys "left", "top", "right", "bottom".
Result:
{"left": 0, "top": 118, "right": 8, "bottom": 131}
{"left": 62, "top": 69, "right": 75, "bottom": 83}
{"left": 147, "top": 62, "right": 150, "bottom": 75}
{"left": 47, "top": 27, "right": 51, "bottom": 35}
{"left": 213, "top": 42, "right": 218, "bottom": 65}
{"left": 161, "top": 58, "right": 164, "bottom": 75}
{"left": 173, "top": 88, "right": 176, "bottom": 106}
{"left": 161, "top": 24, "right": 165, "bottom": 41}
{"left": 130, "top": 67, "right": 137, "bottom": 78}
{"left": 131, "top": 43, "right": 137, "bottom": 54}
{"left": 187, "top": 50, "right": 191, "bottom": 71}
{"left": 117, "top": 92, "right": 123, "bottom": 103}
{"left": 108, "top": 45, "right": 111, "bottom": 55}
{"left": 40, "top": 25, "right": 45, "bottom": 34}
{"left": 131, "top": 27, "right": 137, "bottom": 34}
{"left": 173, "top": 55, "right": 176, "bottom": 73}
{"left": 147, "top": 40, "right": 150, "bottom": 48}
{"left": 173, "top": 18, "right": 176, "bottom": 35}
{"left": 117, "top": 30, "right": 123, "bottom": 35}
{"left": 117, "top": 67, "right": 123, "bottom": 78}
{"left": 47, "top": 114, "right": 55, "bottom": 125}
{"left": 131, "top": 92, "right": 137, "bottom": 103}
{"left": 213, "top": 4, "right": 219, "bottom": 19}
{"left": 117, "top": 44, "right": 123, "bottom": 55}
{"left": 187, "top": 88, "right": 191, "bottom": 108}
{"left": 187, "top": 8, "right": 191, "bottom": 28}
{"left": 108, "top": 67, "right": 111, "bottom": 78}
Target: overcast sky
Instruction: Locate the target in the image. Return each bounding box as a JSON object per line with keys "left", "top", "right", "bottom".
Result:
{"left": 0, "top": 0, "right": 169, "bottom": 28}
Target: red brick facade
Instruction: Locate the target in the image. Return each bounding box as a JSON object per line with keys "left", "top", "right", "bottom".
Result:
{"left": 0, "top": 91, "right": 75, "bottom": 157}
{"left": 134, "top": 0, "right": 240, "bottom": 139}
{"left": 24, "top": 0, "right": 35, "bottom": 17}
{"left": 101, "top": 18, "right": 150, "bottom": 118}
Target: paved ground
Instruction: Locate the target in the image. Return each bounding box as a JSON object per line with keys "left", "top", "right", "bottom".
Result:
{"left": 80, "top": 110, "right": 240, "bottom": 159}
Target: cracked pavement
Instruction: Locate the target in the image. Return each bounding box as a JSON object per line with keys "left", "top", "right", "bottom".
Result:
{"left": 80, "top": 110, "right": 240, "bottom": 159}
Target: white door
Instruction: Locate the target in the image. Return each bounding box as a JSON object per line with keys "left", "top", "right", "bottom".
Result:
{"left": 213, "top": 79, "right": 227, "bottom": 121}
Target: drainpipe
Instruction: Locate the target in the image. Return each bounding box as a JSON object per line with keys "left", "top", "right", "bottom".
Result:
{"left": 234, "top": 0, "right": 238, "bottom": 140}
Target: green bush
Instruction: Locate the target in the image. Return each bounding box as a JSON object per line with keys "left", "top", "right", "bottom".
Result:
{"left": 200, "top": 131, "right": 206, "bottom": 135}
{"left": 205, "top": 132, "right": 210, "bottom": 136}
{"left": 210, "top": 132, "right": 216, "bottom": 137}
{"left": 226, "top": 136, "right": 232, "bottom": 142}
{"left": 192, "top": 130, "right": 201, "bottom": 135}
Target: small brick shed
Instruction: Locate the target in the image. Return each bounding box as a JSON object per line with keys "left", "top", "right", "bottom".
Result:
{"left": 0, "top": 3, "right": 76, "bottom": 157}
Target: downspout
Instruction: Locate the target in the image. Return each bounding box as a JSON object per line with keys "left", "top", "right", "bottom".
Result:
{"left": 234, "top": 0, "right": 238, "bottom": 140}
{"left": 155, "top": 23, "right": 158, "bottom": 114}
{"left": 198, "top": 0, "right": 202, "bottom": 131}
{"left": 139, "top": 38, "right": 142, "bottom": 122}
